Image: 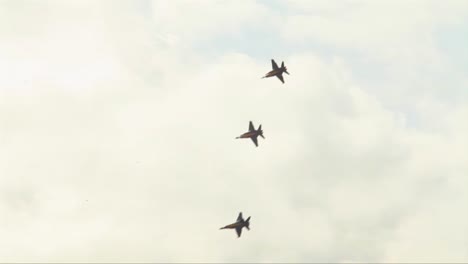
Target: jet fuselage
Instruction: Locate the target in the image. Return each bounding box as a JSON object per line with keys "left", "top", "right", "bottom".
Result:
{"left": 265, "top": 67, "right": 287, "bottom": 78}
{"left": 222, "top": 221, "right": 246, "bottom": 229}
{"left": 239, "top": 131, "right": 261, "bottom": 138}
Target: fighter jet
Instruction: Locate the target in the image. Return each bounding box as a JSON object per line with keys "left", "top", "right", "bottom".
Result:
{"left": 236, "top": 121, "right": 264, "bottom": 147}
{"left": 220, "top": 212, "right": 251, "bottom": 238}
{"left": 262, "top": 59, "right": 289, "bottom": 84}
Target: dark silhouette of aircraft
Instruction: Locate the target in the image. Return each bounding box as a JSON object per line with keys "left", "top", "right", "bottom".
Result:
{"left": 262, "top": 59, "right": 289, "bottom": 83}
{"left": 220, "top": 212, "right": 251, "bottom": 238}
{"left": 236, "top": 121, "right": 264, "bottom": 147}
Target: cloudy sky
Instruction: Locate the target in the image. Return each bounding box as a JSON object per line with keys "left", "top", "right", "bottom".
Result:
{"left": 0, "top": 0, "right": 467, "bottom": 262}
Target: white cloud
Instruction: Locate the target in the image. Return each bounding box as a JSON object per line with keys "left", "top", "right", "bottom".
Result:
{"left": 0, "top": 0, "right": 466, "bottom": 262}
{"left": 150, "top": 0, "right": 272, "bottom": 44}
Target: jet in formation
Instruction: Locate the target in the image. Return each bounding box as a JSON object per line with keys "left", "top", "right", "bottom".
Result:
{"left": 262, "top": 59, "right": 289, "bottom": 84}
{"left": 236, "top": 121, "right": 264, "bottom": 147}
{"left": 220, "top": 212, "right": 251, "bottom": 238}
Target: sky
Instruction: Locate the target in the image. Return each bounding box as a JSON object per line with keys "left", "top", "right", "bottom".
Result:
{"left": 0, "top": 0, "right": 467, "bottom": 262}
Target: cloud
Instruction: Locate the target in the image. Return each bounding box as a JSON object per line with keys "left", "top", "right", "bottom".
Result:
{"left": 149, "top": 0, "right": 272, "bottom": 43}
{"left": 0, "top": 0, "right": 467, "bottom": 262}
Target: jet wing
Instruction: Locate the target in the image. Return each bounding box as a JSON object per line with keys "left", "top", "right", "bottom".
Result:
{"left": 235, "top": 226, "right": 242, "bottom": 238}
{"left": 276, "top": 74, "right": 284, "bottom": 83}
{"left": 271, "top": 59, "right": 279, "bottom": 70}
{"left": 237, "top": 212, "right": 244, "bottom": 222}
{"left": 251, "top": 136, "right": 258, "bottom": 147}
{"left": 249, "top": 121, "right": 254, "bottom": 131}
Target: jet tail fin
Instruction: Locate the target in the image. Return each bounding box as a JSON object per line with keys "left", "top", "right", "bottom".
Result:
{"left": 258, "top": 125, "right": 265, "bottom": 139}
{"left": 282, "top": 61, "right": 290, "bottom": 75}
{"left": 245, "top": 216, "right": 251, "bottom": 230}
